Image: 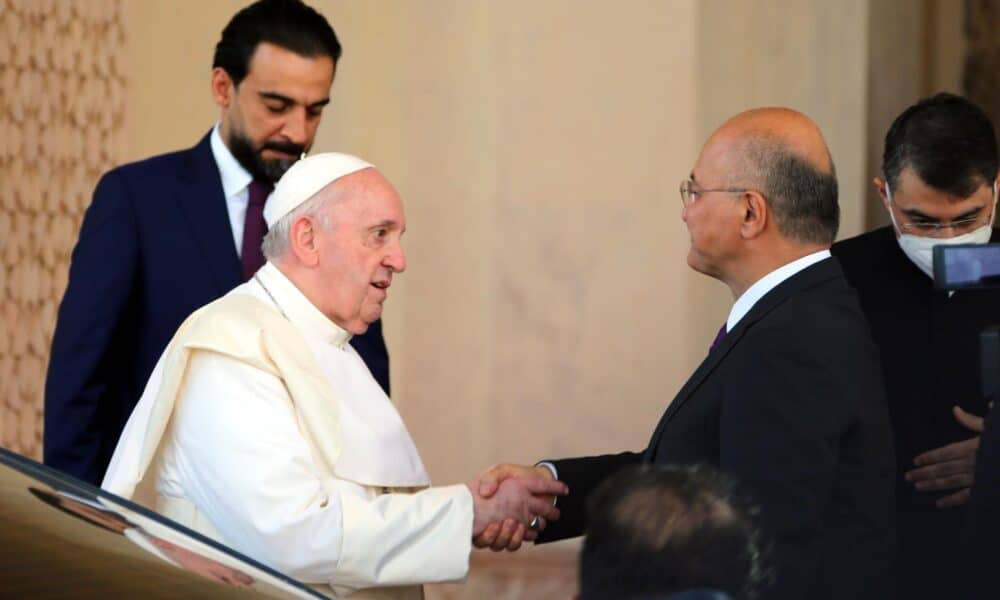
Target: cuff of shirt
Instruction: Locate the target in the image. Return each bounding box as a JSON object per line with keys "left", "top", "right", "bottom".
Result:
{"left": 536, "top": 461, "right": 558, "bottom": 480}
{"left": 535, "top": 462, "right": 559, "bottom": 506}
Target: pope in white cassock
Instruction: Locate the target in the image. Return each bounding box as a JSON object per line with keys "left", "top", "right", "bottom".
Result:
{"left": 102, "top": 154, "right": 566, "bottom": 599}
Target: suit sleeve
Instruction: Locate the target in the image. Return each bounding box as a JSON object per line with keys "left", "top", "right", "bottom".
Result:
{"left": 44, "top": 170, "right": 139, "bottom": 484}
{"left": 719, "top": 328, "right": 849, "bottom": 600}
{"left": 957, "top": 408, "right": 1000, "bottom": 597}
{"left": 535, "top": 451, "right": 642, "bottom": 543}
{"left": 349, "top": 318, "right": 391, "bottom": 395}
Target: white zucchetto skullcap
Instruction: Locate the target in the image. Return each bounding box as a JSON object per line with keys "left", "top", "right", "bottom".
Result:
{"left": 263, "top": 152, "right": 373, "bottom": 228}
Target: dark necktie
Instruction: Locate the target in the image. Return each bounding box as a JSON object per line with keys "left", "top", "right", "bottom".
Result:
{"left": 241, "top": 179, "right": 272, "bottom": 281}
{"left": 709, "top": 324, "right": 727, "bottom": 353}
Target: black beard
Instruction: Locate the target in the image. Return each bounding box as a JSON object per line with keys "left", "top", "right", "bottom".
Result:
{"left": 226, "top": 128, "right": 305, "bottom": 183}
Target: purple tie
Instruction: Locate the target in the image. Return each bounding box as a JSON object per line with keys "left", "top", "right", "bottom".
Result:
{"left": 241, "top": 179, "right": 272, "bottom": 281}
{"left": 709, "top": 324, "right": 727, "bottom": 353}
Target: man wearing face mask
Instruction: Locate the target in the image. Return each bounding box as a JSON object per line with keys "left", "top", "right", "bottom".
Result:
{"left": 831, "top": 92, "right": 1000, "bottom": 600}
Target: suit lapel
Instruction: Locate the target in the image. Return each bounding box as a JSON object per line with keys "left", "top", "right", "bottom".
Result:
{"left": 644, "top": 257, "right": 842, "bottom": 461}
{"left": 175, "top": 132, "right": 242, "bottom": 294}
{"left": 643, "top": 318, "right": 747, "bottom": 460}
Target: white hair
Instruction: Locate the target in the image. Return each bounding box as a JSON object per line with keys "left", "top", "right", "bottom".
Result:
{"left": 261, "top": 188, "right": 336, "bottom": 261}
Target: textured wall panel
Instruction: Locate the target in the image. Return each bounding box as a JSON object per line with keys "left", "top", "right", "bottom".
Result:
{"left": 965, "top": 0, "right": 1000, "bottom": 135}
{"left": 0, "top": 0, "right": 127, "bottom": 459}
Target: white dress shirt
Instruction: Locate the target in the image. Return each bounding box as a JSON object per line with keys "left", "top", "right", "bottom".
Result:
{"left": 725, "top": 250, "right": 832, "bottom": 333}
{"left": 209, "top": 123, "right": 263, "bottom": 257}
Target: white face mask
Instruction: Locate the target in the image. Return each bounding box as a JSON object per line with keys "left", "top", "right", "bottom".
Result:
{"left": 885, "top": 180, "right": 997, "bottom": 278}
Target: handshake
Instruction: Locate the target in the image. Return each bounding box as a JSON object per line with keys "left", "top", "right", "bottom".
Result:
{"left": 464, "top": 464, "right": 568, "bottom": 552}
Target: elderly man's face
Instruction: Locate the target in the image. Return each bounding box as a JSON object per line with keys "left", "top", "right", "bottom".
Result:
{"left": 681, "top": 134, "right": 746, "bottom": 279}
{"left": 315, "top": 171, "right": 406, "bottom": 334}
{"left": 216, "top": 43, "right": 335, "bottom": 182}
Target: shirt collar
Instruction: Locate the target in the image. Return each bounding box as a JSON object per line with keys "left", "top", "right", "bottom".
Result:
{"left": 209, "top": 122, "right": 253, "bottom": 199}
{"left": 254, "top": 262, "right": 353, "bottom": 349}
{"left": 726, "top": 249, "right": 831, "bottom": 332}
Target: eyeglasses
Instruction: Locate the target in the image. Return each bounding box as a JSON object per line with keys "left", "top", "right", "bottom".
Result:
{"left": 894, "top": 212, "right": 993, "bottom": 238}
{"left": 884, "top": 178, "right": 997, "bottom": 238}
{"left": 679, "top": 179, "right": 749, "bottom": 207}
{"left": 888, "top": 195, "right": 996, "bottom": 239}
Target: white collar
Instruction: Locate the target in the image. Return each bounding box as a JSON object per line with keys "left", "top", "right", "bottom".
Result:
{"left": 254, "top": 262, "right": 353, "bottom": 349}
{"left": 726, "top": 249, "right": 831, "bottom": 332}
{"left": 209, "top": 123, "right": 253, "bottom": 199}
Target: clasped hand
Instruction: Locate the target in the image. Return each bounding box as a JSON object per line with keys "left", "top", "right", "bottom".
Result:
{"left": 906, "top": 405, "right": 985, "bottom": 508}
{"left": 466, "top": 463, "right": 567, "bottom": 552}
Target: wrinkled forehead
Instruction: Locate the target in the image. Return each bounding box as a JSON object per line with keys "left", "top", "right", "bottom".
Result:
{"left": 324, "top": 169, "right": 406, "bottom": 224}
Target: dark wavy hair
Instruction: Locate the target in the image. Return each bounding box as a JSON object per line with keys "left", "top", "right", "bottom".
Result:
{"left": 213, "top": 0, "right": 341, "bottom": 86}
{"left": 883, "top": 93, "right": 998, "bottom": 198}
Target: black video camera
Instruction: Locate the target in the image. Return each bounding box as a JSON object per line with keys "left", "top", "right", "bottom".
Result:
{"left": 935, "top": 244, "right": 1000, "bottom": 404}
{"left": 933, "top": 244, "right": 1000, "bottom": 291}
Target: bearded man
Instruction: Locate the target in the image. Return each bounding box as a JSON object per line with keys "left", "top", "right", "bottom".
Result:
{"left": 45, "top": 0, "right": 391, "bottom": 487}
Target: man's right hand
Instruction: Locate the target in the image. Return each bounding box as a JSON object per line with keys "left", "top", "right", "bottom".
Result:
{"left": 906, "top": 405, "right": 986, "bottom": 508}
{"left": 470, "top": 463, "right": 564, "bottom": 550}
{"left": 477, "top": 463, "right": 556, "bottom": 498}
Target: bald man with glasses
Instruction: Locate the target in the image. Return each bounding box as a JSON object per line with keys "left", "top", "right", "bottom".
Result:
{"left": 831, "top": 92, "right": 1000, "bottom": 600}
{"left": 479, "top": 107, "right": 895, "bottom": 600}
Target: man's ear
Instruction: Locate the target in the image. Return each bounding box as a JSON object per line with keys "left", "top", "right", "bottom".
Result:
{"left": 210, "top": 67, "right": 234, "bottom": 109}
{"left": 290, "top": 216, "right": 319, "bottom": 267}
{"left": 874, "top": 176, "right": 889, "bottom": 208}
{"left": 740, "top": 190, "right": 768, "bottom": 239}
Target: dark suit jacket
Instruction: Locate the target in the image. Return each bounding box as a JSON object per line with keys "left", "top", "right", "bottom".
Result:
{"left": 539, "top": 258, "right": 896, "bottom": 600}
{"left": 832, "top": 227, "right": 1000, "bottom": 600}
{"left": 957, "top": 406, "right": 1000, "bottom": 598}
{"left": 44, "top": 132, "right": 390, "bottom": 486}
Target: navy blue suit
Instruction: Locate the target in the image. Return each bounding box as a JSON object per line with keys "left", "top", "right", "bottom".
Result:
{"left": 538, "top": 259, "right": 896, "bottom": 600}
{"left": 44, "top": 132, "right": 390, "bottom": 485}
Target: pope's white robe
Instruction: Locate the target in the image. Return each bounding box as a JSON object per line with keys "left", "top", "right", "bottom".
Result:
{"left": 102, "top": 263, "right": 473, "bottom": 599}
